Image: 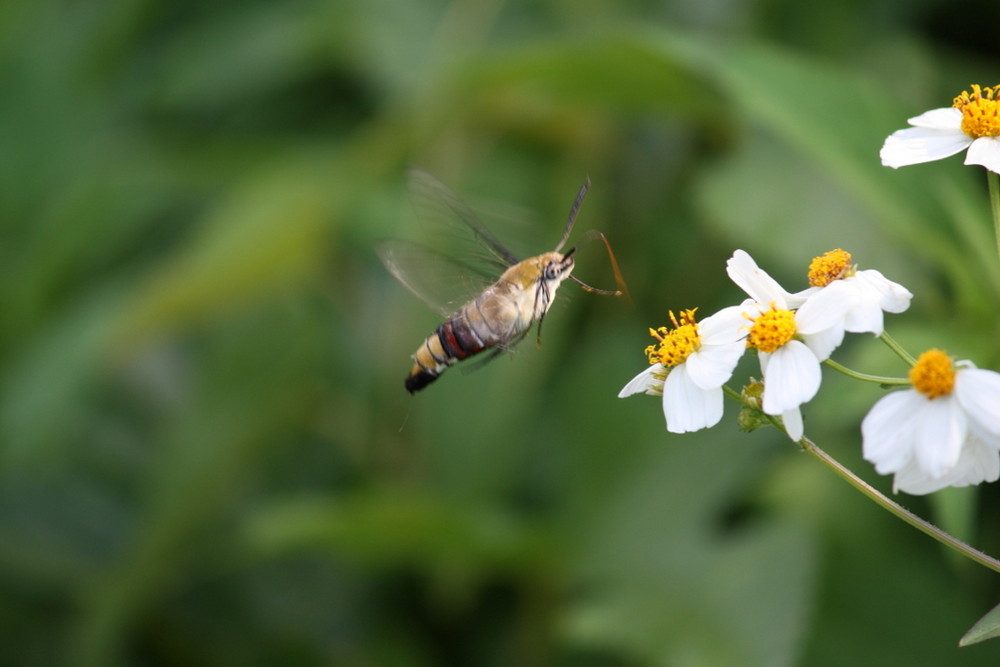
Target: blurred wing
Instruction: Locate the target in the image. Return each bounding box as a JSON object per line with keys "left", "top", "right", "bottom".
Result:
{"left": 407, "top": 168, "right": 520, "bottom": 268}
{"left": 376, "top": 239, "right": 498, "bottom": 318}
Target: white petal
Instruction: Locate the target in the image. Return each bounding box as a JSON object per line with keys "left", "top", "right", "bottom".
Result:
{"left": 795, "top": 281, "right": 853, "bottom": 334}
{"left": 842, "top": 280, "right": 886, "bottom": 334}
{"left": 905, "top": 107, "right": 962, "bottom": 130}
{"left": 698, "top": 305, "right": 750, "bottom": 345}
{"left": 913, "top": 396, "right": 966, "bottom": 478}
{"left": 954, "top": 368, "right": 1000, "bottom": 440}
{"left": 945, "top": 436, "right": 1000, "bottom": 487}
{"left": 662, "top": 364, "right": 723, "bottom": 433}
{"left": 862, "top": 390, "right": 922, "bottom": 473}
{"left": 784, "top": 286, "right": 817, "bottom": 309}
{"left": 855, "top": 270, "right": 912, "bottom": 314}
{"left": 760, "top": 341, "right": 821, "bottom": 415}
{"left": 799, "top": 326, "right": 845, "bottom": 362}
{"left": 843, "top": 302, "right": 884, "bottom": 336}
{"left": 726, "top": 250, "right": 790, "bottom": 307}
{"left": 892, "top": 459, "right": 951, "bottom": 495}
{"left": 758, "top": 350, "right": 771, "bottom": 374}
{"left": 685, "top": 340, "right": 745, "bottom": 390}
{"left": 965, "top": 136, "right": 1000, "bottom": 174}
{"left": 967, "top": 419, "right": 1000, "bottom": 452}
{"left": 782, "top": 408, "right": 804, "bottom": 441}
{"left": 893, "top": 435, "right": 1000, "bottom": 495}
{"left": 828, "top": 271, "right": 913, "bottom": 335}
{"left": 880, "top": 126, "right": 972, "bottom": 168}
{"left": 618, "top": 364, "right": 663, "bottom": 398}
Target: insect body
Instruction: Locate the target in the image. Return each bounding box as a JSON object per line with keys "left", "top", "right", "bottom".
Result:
{"left": 379, "top": 170, "right": 624, "bottom": 394}
{"left": 404, "top": 249, "right": 576, "bottom": 392}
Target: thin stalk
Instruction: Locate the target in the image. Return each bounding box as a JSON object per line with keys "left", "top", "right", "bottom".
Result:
{"left": 721, "top": 385, "right": 1000, "bottom": 575}
{"left": 822, "top": 358, "right": 909, "bottom": 386}
{"left": 989, "top": 170, "right": 1000, "bottom": 265}
{"left": 878, "top": 331, "right": 916, "bottom": 366}
{"left": 799, "top": 437, "right": 1000, "bottom": 575}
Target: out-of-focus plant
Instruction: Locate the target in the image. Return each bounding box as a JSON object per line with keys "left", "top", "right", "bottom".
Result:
{"left": 621, "top": 82, "right": 1000, "bottom": 647}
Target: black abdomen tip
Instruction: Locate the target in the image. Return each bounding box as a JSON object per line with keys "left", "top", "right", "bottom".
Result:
{"left": 405, "top": 371, "right": 438, "bottom": 394}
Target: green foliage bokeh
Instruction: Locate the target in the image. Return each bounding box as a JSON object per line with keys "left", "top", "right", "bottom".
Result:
{"left": 2, "top": 0, "right": 999, "bottom": 665}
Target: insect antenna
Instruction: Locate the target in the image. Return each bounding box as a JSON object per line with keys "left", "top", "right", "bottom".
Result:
{"left": 554, "top": 177, "right": 591, "bottom": 253}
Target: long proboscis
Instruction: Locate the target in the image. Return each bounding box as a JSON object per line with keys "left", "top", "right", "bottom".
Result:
{"left": 570, "top": 230, "right": 632, "bottom": 303}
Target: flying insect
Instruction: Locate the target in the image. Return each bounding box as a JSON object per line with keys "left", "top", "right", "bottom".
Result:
{"left": 378, "top": 170, "right": 626, "bottom": 393}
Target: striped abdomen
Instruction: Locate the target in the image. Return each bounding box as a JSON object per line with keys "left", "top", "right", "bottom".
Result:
{"left": 405, "top": 305, "right": 502, "bottom": 393}
{"left": 403, "top": 251, "right": 572, "bottom": 393}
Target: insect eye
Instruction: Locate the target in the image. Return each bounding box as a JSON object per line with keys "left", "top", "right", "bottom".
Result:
{"left": 544, "top": 263, "right": 561, "bottom": 280}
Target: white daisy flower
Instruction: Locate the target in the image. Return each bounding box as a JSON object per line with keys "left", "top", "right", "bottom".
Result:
{"left": 880, "top": 84, "right": 1000, "bottom": 173}
{"left": 726, "top": 250, "right": 851, "bottom": 440}
{"left": 618, "top": 307, "right": 747, "bottom": 433}
{"left": 862, "top": 349, "right": 1000, "bottom": 495}
{"left": 793, "top": 249, "right": 913, "bottom": 338}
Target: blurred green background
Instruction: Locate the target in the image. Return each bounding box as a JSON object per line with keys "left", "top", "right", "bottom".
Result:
{"left": 3, "top": 0, "right": 1000, "bottom": 665}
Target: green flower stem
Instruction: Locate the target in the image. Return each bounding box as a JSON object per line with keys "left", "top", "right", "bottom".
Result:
{"left": 878, "top": 330, "right": 916, "bottom": 366}
{"left": 822, "top": 358, "right": 909, "bottom": 386}
{"left": 798, "top": 437, "right": 1000, "bottom": 575}
{"left": 989, "top": 170, "right": 1000, "bottom": 265}
{"left": 720, "top": 385, "right": 1000, "bottom": 575}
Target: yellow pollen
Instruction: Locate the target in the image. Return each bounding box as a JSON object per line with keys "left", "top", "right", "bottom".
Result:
{"left": 807, "top": 248, "right": 854, "bottom": 287}
{"left": 644, "top": 309, "right": 701, "bottom": 368}
{"left": 909, "top": 348, "right": 956, "bottom": 399}
{"left": 746, "top": 306, "right": 797, "bottom": 353}
{"left": 952, "top": 84, "right": 1000, "bottom": 139}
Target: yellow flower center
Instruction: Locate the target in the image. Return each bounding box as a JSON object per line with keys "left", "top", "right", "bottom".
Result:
{"left": 909, "top": 348, "right": 955, "bottom": 399}
{"left": 746, "top": 306, "right": 797, "bottom": 353}
{"left": 645, "top": 309, "right": 701, "bottom": 367}
{"left": 807, "top": 248, "right": 855, "bottom": 287}
{"left": 953, "top": 84, "right": 1000, "bottom": 139}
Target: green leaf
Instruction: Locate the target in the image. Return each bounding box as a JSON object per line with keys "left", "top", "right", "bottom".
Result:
{"left": 960, "top": 602, "right": 1000, "bottom": 647}
{"left": 464, "top": 35, "right": 706, "bottom": 116}
{"left": 639, "top": 27, "right": 1000, "bottom": 313}
{"left": 563, "top": 428, "right": 816, "bottom": 666}
{"left": 111, "top": 164, "right": 330, "bottom": 351}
